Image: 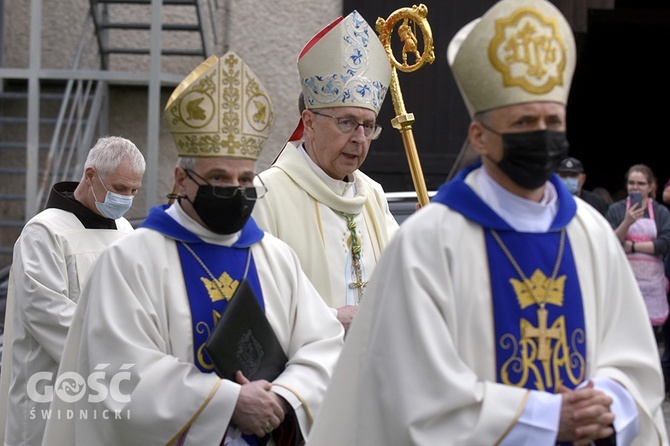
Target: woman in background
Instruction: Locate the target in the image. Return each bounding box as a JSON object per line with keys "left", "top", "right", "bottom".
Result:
{"left": 605, "top": 164, "right": 670, "bottom": 331}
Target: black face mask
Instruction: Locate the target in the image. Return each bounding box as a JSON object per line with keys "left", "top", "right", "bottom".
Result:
{"left": 493, "top": 129, "right": 570, "bottom": 189}
{"left": 184, "top": 171, "right": 257, "bottom": 235}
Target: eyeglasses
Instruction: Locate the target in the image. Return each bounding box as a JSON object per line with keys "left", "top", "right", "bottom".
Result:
{"left": 312, "top": 111, "right": 382, "bottom": 140}
{"left": 185, "top": 169, "right": 267, "bottom": 201}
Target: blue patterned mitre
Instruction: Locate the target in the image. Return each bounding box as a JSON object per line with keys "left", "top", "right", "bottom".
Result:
{"left": 297, "top": 10, "right": 391, "bottom": 115}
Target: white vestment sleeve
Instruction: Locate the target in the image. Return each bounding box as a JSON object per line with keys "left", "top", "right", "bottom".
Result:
{"left": 501, "top": 377, "right": 640, "bottom": 445}
{"left": 499, "top": 391, "right": 562, "bottom": 445}
{"left": 592, "top": 376, "right": 639, "bottom": 445}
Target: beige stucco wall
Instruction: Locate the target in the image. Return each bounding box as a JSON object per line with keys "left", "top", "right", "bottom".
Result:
{"left": 1, "top": 0, "right": 342, "bottom": 202}
{"left": 0, "top": 0, "right": 342, "bottom": 265}
{"left": 227, "top": 0, "right": 342, "bottom": 171}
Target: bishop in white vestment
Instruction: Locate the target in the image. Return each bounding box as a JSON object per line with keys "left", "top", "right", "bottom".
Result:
{"left": 43, "top": 50, "right": 344, "bottom": 446}
{"left": 308, "top": 165, "right": 669, "bottom": 445}
{"left": 308, "top": 0, "right": 669, "bottom": 444}
{"left": 253, "top": 11, "right": 398, "bottom": 324}
{"left": 43, "top": 203, "right": 343, "bottom": 445}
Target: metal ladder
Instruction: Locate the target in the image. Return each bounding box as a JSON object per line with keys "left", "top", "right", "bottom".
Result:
{"left": 0, "top": 0, "right": 216, "bottom": 266}
{"left": 89, "top": 0, "right": 212, "bottom": 66}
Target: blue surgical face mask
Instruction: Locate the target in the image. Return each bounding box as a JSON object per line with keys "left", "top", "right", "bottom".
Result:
{"left": 560, "top": 176, "right": 579, "bottom": 195}
{"left": 91, "top": 173, "right": 134, "bottom": 219}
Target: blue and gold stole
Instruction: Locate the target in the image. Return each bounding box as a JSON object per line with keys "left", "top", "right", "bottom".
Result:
{"left": 432, "top": 163, "right": 587, "bottom": 393}
{"left": 140, "top": 205, "right": 266, "bottom": 373}
{"left": 141, "top": 205, "right": 268, "bottom": 445}
{"left": 486, "top": 229, "right": 586, "bottom": 393}
{"left": 178, "top": 241, "right": 264, "bottom": 373}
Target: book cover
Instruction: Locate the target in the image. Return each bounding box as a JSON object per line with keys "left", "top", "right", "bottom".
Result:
{"left": 205, "top": 279, "right": 288, "bottom": 382}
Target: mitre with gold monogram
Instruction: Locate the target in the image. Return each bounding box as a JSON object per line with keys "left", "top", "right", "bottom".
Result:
{"left": 164, "top": 51, "right": 274, "bottom": 160}
{"left": 447, "top": 0, "right": 576, "bottom": 117}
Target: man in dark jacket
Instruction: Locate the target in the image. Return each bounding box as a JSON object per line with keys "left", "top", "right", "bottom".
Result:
{"left": 557, "top": 156, "right": 609, "bottom": 215}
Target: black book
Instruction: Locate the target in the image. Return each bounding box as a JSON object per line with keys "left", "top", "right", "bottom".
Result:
{"left": 205, "top": 279, "right": 288, "bottom": 382}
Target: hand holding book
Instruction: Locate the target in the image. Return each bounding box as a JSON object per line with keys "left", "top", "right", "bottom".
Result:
{"left": 205, "top": 279, "right": 288, "bottom": 382}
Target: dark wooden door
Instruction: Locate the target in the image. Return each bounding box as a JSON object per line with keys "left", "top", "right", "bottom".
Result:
{"left": 343, "top": 0, "right": 493, "bottom": 192}
{"left": 344, "top": 1, "right": 670, "bottom": 197}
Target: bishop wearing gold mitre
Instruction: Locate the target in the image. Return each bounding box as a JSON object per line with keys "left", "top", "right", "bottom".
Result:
{"left": 42, "top": 51, "right": 343, "bottom": 446}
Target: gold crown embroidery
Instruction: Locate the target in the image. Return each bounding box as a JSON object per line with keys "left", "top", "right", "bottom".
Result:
{"left": 502, "top": 269, "right": 585, "bottom": 387}
{"left": 489, "top": 7, "right": 566, "bottom": 94}
{"left": 510, "top": 268, "right": 565, "bottom": 309}
{"left": 493, "top": 230, "right": 585, "bottom": 387}
{"left": 200, "top": 272, "right": 239, "bottom": 302}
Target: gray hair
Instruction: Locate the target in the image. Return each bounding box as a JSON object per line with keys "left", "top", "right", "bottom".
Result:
{"left": 298, "top": 92, "right": 306, "bottom": 114}
{"left": 177, "top": 157, "right": 197, "bottom": 171}
{"left": 83, "top": 136, "right": 146, "bottom": 178}
{"left": 473, "top": 110, "right": 492, "bottom": 126}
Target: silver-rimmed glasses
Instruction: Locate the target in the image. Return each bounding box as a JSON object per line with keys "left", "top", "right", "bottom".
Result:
{"left": 312, "top": 111, "right": 382, "bottom": 140}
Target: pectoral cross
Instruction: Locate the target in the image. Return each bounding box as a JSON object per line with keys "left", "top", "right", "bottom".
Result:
{"left": 349, "top": 255, "right": 368, "bottom": 303}
{"left": 525, "top": 306, "right": 561, "bottom": 361}
{"left": 349, "top": 277, "right": 368, "bottom": 301}
{"left": 342, "top": 212, "right": 367, "bottom": 303}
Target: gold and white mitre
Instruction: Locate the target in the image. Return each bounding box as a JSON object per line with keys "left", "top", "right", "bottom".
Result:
{"left": 164, "top": 51, "right": 274, "bottom": 159}
{"left": 447, "top": 0, "right": 576, "bottom": 116}
{"left": 298, "top": 10, "right": 392, "bottom": 115}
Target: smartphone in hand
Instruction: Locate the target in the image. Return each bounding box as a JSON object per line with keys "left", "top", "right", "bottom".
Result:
{"left": 630, "top": 191, "right": 643, "bottom": 209}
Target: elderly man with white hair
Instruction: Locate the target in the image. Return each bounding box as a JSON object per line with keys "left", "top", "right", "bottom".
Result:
{"left": 0, "top": 135, "right": 145, "bottom": 446}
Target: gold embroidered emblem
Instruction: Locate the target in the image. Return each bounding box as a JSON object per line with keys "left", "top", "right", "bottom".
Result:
{"left": 489, "top": 7, "right": 566, "bottom": 94}
{"left": 200, "top": 272, "right": 239, "bottom": 302}
{"left": 185, "top": 97, "right": 207, "bottom": 121}
{"left": 245, "top": 77, "right": 272, "bottom": 133}
{"left": 510, "top": 269, "right": 565, "bottom": 309}
{"left": 500, "top": 269, "right": 585, "bottom": 389}
{"left": 252, "top": 100, "right": 267, "bottom": 125}
{"left": 510, "top": 269, "right": 565, "bottom": 361}
{"left": 169, "top": 71, "right": 216, "bottom": 130}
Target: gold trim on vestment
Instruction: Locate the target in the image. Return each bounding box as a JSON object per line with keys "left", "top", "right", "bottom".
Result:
{"left": 273, "top": 383, "right": 314, "bottom": 424}
{"left": 165, "top": 378, "right": 223, "bottom": 445}
{"left": 493, "top": 389, "right": 530, "bottom": 445}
